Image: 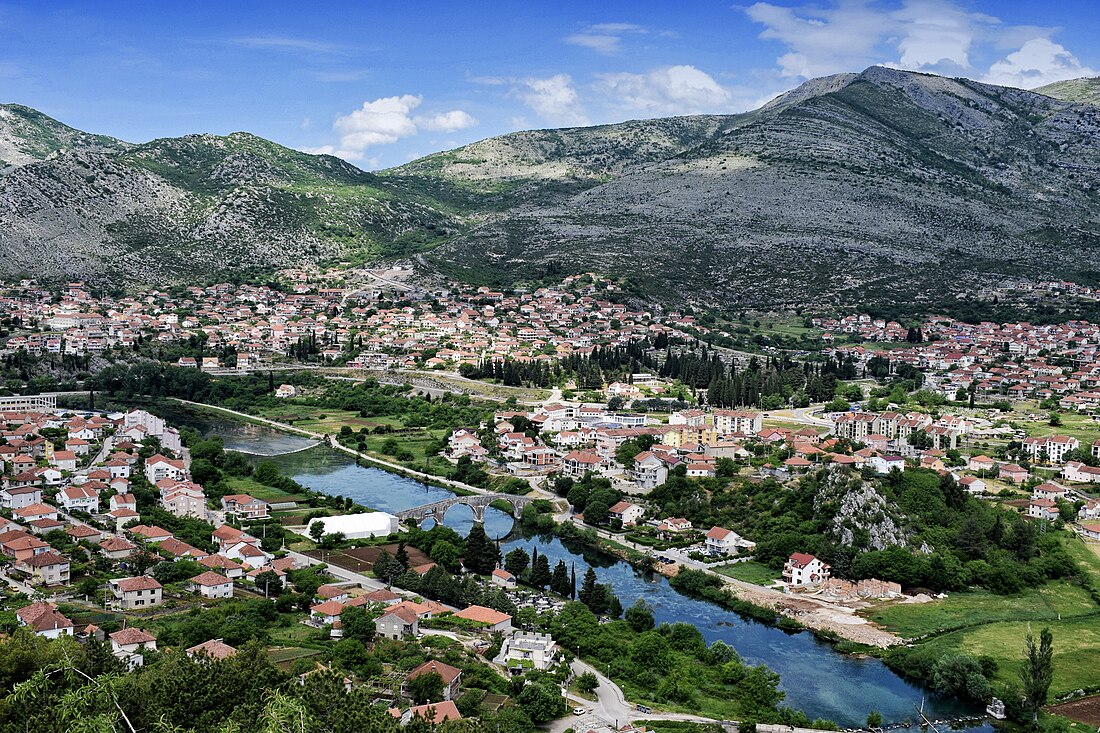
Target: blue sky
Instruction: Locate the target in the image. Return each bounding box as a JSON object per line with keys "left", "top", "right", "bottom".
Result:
{"left": 1, "top": 1, "right": 1098, "bottom": 169}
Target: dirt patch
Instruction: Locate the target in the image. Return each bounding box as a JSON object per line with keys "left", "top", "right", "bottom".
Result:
{"left": 303, "top": 543, "right": 432, "bottom": 574}
{"left": 1048, "top": 695, "right": 1100, "bottom": 726}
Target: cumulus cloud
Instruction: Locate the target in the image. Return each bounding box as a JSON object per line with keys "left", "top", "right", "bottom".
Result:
{"left": 334, "top": 94, "right": 422, "bottom": 150}
{"left": 565, "top": 22, "right": 646, "bottom": 55}
{"left": 745, "top": 1, "right": 893, "bottom": 78}
{"left": 597, "top": 65, "right": 731, "bottom": 116}
{"left": 415, "top": 109, "right": 479, "bottom": 132}
{"left": 983, "top": 38, "right": 1099, "bottom": 89}
{"left": 743, "top": 0, "right": 1093, "bottom": 86}
{"left": 519, "top": 74, "right": 590, "bottom": 126}
{"left": 305, "top": 95, "right": 478, "bottom": 160}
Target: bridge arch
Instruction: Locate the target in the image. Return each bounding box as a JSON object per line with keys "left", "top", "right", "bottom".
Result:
{"left": 396, "top": 493, "right": 535, "bottom": 529}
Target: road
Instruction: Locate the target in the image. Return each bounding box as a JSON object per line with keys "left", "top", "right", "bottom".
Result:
{"left": 552, "top": 658, "right": 726, "bottom": 732}
{"left": 765, "top": 404, "right": 833, "bottom": 428}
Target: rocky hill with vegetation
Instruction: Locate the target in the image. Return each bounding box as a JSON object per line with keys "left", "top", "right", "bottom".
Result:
{"left": 2, "top": 67, "right": 1100, "bottom": 312}
{"left": 420, "top": 67, "right": 1100, "bottom": 311}
{"left": 1036, "top": 77, "right": 1100, "bottom": 105}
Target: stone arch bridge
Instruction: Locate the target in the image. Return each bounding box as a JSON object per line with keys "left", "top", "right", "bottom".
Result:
{"left": 395, "top": 493, "right": 535, "bottom": 527}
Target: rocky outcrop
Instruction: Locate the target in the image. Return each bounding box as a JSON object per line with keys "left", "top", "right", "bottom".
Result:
{"left": 814, "top": 472, "right": 909, "bottom": 551}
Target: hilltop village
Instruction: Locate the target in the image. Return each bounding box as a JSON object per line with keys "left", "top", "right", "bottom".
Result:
{"left": 2, "top": 269, "right": 1100, "bottom": 732}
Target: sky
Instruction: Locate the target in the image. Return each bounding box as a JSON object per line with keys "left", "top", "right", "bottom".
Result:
{"left": 1, "top": 0, "right": 1098, "bottom": 170}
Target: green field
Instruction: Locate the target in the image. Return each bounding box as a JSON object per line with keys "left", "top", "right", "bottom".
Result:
{"left": 865, "top": 582, "right": 1098, "bottom": 638}
{"left": 869, "top": 535, "right": 1100, "bottom": 696}
{"left": 1011, "top": 402, "right": 1100, "bottom": 444}
{"left": 223, "top": 475, "right": 305, "bottom": 502}
{"left": 714, "top": 561, "right": 782, "bottom": 586}
{"left": 918, "top": 616, "right": 1100, "bottom": 697}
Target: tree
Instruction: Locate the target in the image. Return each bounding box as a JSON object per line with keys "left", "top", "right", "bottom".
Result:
{"left": 584, "top": 498, "right": 610, "bottom": 526}
{"left": 408, "top": 671, "right": 445, "bottom": 704}
{"left": 867, "top": 711, "right": 883, "bottom": 728}
{"left": 578, "top": 567, "right": 599, "bottom": 610}
{"left": 516, "top": 679, "right": 566, "bottom": 723}
{"left": 254, "top": 570, "right": 282, "bottom": 597}
{"left": 529, "top": 554, "right": 551, "bottom": 589}
{"left": 577, "top": 671, "right": 599, "bottom": 694}
{"left": 504, "top": 547, "right": 530, "bottom": 577}
{"left": 715, "top": 457, "right": 738, "bottom": 478}
{"left": 430, "top": 540, "right": 461, "bottom": 572}
{"left": 373, "top": 550, "right": 404, "bottom": 584}
{"left": 1021, "top": 627, "right": 1054, "bottom": 721}
{"left": 550, "top": 561, "right": 571, "bottom": 596}
{"left": 463, "top": 524, "right": 500, "bottom": 575}
{"left": 625, "top": 599, "right": 655, "bottom": 632}
{"left": 309, "top": 522, "right": 325, "bottom": 544}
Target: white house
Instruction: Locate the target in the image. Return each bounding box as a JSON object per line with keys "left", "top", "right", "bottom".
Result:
{"left": 494, "top": 631, "right": 560, "bottom": 672}
{"left": 869, "top": 455, "right": 906, "bottom": 474}
{"left": 783, "top": 553, "right": 830, "bottom": 587}
{"left": 1027, "top": 498, "right": 1060, "bottom": 521}
{"left": 16, "top": 602, "right": 73, "bottom": 639}
{"left": 1063, "top": 461, "right": 1100, "bottom": 484}
{"left": 58, "top": 485, "right": 100, "bottom": 513}
{"left": 109, "top": 577, "right": 163, "bottom": 610}
{"left": 958, "top": 475, "right": 986, "bottom": 495}
{"left": 109, "top": 627, "right": 157, "bottom": 669}
{"left": 190, "top": 571, "right": 234, "bottom": 599}
{"left": 608, "top": 500, "right": 645, "bottom": 526}
{"left": 705, "top": 526, "right": 755, "bottom": 555}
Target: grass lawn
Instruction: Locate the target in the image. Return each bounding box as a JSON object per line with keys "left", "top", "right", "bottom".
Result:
{"left": 269, "top": 624, "right": 324, "bottom": 645}
{"left": 223, "top": 475, "right": 304, "bottom": 502}
{"left": 919, "top": 616, "right": 1100, "bottom": 697}
{"left": 714, "top": 561, "right": 782, "bottom": 586}
{"left": 864, "top": 581, "right": 1098, "bottom": 638}
{"left": 876, "top": 534, "right": 1100, "bottom": 695}
{"left": 1010, "top": 405, "right": 1100, "bottom": 444}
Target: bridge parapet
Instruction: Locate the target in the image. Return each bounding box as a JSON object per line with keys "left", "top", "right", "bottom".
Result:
{"left": 395, "top": 493, "right": 535, "bottom": 527}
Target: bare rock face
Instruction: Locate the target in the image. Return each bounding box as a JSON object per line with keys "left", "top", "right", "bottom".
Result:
{"left": 814, "top": 471, "right": 910, "bottom": 551}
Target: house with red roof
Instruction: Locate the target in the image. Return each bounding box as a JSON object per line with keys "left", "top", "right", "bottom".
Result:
{"left": 452, "top": 605, "right": 512, "bottom": 632}
{"left": 608, "top": 500, "right": 645, "bottom": 526}
{"left": 396, "top": 700, "right": 462, "bottom": 726}
{"left": 16, "top": 602, "right": 74, "bottom": 638}
{"left": 783, "top": 553, "right": 830, "bottom": 587}
{"left": 109, "top": 576, "right": 163, "bottom": 609}
{"left": 110, "top": 627, "right": 157, "bottom": 669}
{"left": 404, "top": 659, "right": 463, "bottom": 701}
{"left": 190, "top": 571, "right": 233, "bottom": 599}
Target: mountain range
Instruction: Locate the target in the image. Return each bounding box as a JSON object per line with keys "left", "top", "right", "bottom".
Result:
{"left": 2, "top": 67, "right": 1099, "bottom": 312}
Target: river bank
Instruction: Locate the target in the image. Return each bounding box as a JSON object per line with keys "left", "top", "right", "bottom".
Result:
{"left": 166, "top": 398, "right": 987, "bottom": 728}
{"left": 180, "top": 397, "right": 903, "bottom": 649}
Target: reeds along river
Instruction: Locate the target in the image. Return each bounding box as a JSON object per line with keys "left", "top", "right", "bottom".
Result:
{"left": 175, "top": 406, "right": 992, "bottom": 730}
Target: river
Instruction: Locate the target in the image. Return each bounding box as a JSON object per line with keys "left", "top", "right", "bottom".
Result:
{"left": 176, "top": 406, "right": 991, "bottom": 730}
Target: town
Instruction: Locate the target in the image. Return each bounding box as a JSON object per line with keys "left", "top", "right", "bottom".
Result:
{"left": 1, "top": 268, "right": 1100, "bottom": 732}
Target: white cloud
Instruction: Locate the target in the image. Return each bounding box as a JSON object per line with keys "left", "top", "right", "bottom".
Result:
{"left": 742, "top": 0, "right": 1092, "bottom": 85}
{"left": 745, "top": 1, "right": 893, "bottom": 78}
{"left": 565, "top": 22, "right": 646, "bottom": 55}
{"left": 983, "top": 38, "right": 1099, "bottom": 89}
{"left": 306, "top": 95, "right": 478, "bottom": 161}
{"left": 596, "top": 65, "right": 731, "bottom": 116}
{"left": 415, "top": 109, "right": 479, "bottom": 132}
{"left": 519, "top": 74, "right": 590, "bottom": 126}
{"left": 334, "top": 94, "right": 422, "bottom": 150}
{"left": 892, "top": 0, "right": 989, "bottom": 71}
